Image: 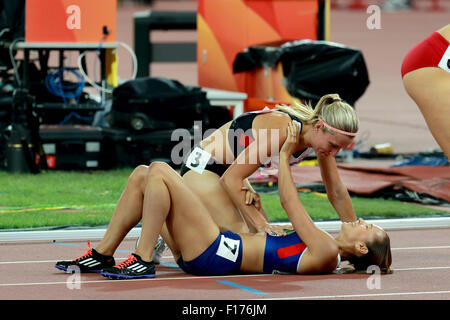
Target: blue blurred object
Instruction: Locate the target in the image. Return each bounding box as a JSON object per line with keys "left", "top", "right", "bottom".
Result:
{"left": 45, "top": 67, "right": 85, "bottom": 104}
{"left": 392, "top": 156, "right": 449, "bottom": 167}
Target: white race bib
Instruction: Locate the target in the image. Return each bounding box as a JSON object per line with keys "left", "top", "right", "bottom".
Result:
{"left": 185, "top": 146, "right": 212, "bottom": 174}
{"left": 438, "top": 45, "right": 450, "bottom": 73}
{"left": 216, "top": 235, "right": 240, "bottom": 262}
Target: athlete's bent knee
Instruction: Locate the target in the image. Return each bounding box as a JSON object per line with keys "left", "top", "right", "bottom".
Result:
{"left": 147, "top": 162, "right": 173, "bottom": 181}
{"left": 148, "top": 161, "right": 170, "bottom": 173}
{"left": 127, "top": 165, "right": 148, "bottom": 188}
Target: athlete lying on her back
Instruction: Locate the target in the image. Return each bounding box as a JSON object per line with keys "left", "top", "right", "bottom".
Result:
{"left": 56, "top": 121, "right": 392, "bottom": 278}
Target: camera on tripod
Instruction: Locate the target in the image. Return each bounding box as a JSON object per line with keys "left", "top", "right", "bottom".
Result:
{"left": 4, "top": 88, "right": 41, "bottom": 173}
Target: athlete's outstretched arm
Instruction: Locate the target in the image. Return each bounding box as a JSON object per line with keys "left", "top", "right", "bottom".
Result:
{"left": 317, "top": 155, "right": 356, "bottom": 222}
{"left": 278, "top": 121, "right": 338, "bottom": 273}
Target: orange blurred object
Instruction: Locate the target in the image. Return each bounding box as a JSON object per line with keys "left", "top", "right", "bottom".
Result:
{"left": 25, "top": 0, "right": 117, "bottom": 43}
{"left": 197, "top": 0, "right": 321, "bottom": 113}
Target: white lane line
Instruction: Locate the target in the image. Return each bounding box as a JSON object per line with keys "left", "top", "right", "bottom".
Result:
{"left": 258, "top": 290, "right": 450, "bottom": 300}
{"left": 1, "top": 265, "right": 450, "bottom": 287}
{"left": 8, "top": 261, "right": 447, "bottom": 271}
{"left": 0, "top": 260, "right": 56, "bottom": 264}
{"left": 0, "top": 273, "right": 269, "bottom": 287}
{"left": 3, "top": 277, "right": 449, "bottom": 301}
{"left": 392, "top": 246, "right": 450, "bottom": 250}
{"left": 2, "top": 245, "right": 449, "bottom": 265}
{"left": 394, "top": 266, "right": 450, "bottom": 271}
{"left": 0, "top": 255, "right": 174, "bottom": 265}
{"left": 2, "top": 217, "right": 450, "bottom": 242}
{"left": 1, "top": 244, "right": 447, "bottom": 265}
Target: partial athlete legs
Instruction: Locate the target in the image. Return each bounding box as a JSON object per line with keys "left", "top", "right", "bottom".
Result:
{"left": 135, "top": 162, "right": 221, "bottom": 262}
{"left": 95, "top": 165, "right": 149, "bottom": 256}
{"left": 134, "top": 164, "right": 172, "bottom": 261}
{"left": 403, "top": 68, "right": 450, "bottom": 158}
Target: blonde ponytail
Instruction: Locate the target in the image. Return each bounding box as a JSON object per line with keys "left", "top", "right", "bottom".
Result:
{"left": 275, "top": 100, "right": 315, "bottom": 123}
{"left": 276, "top": 93, "right": 359, "bottom": 135}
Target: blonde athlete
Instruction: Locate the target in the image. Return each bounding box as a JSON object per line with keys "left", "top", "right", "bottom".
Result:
{"left": 56, "top": 121, "right": 391, "bottom": 279}
{"left": 179, "top": 93, "right": 359, "bottom": 239}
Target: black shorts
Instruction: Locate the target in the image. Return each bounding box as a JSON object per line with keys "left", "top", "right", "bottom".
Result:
{"left": 180, "top": 144, "right": 228, "bottom": 177}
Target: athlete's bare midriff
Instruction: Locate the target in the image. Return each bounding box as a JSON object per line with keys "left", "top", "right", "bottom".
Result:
{"left": 200, "top": 120, "right": 234, "bottom": 165}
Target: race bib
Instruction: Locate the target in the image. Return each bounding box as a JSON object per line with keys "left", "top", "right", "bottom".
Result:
{"left": 185, "top": 147, "right": 211, "bottom": 174}
{"left": 216, "top": 235, "right": 240, "bottom": 262}
{"left": 438, "top": 45, "right": 450, "bottom": 73}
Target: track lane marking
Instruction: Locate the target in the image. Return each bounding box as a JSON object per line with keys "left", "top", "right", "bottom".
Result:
{"left": 394, "top": 266, "right": 450, "bottom": 271}
{"left": 0, "top": 256, "right": 174, "bottom": 265}
{"left": 257, "top": 290, "right": 450, "bottom": 300}
{"left": 217, "top": 280, "right": 268, "bottom": 295}
{"left": 2, "top": 244, "right": 449, "bottom": 265}
{"left": 392, "top": 246, "right": 450, "bottom": 250}
{"left": 0, "top": 273, "right": 271, "bottom": 287}
{"left": 1, "top": 265, "right": 450, "bottom": 287}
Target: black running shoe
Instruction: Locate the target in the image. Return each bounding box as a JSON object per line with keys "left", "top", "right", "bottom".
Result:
{"left": 101, "top": 253, "right": 156, "bottom": 279}
{"left": 55, "top": 242, "right": 115, "bottom": 273}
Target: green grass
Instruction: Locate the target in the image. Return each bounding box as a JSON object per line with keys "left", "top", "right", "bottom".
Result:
{"left": 260, "top": 192, "right": 447, "bottom": 222}
{"left": 0, "top": 169, "right": 131, "bottom": 229}
{"left": 0, "top": 169, "right": 448, "bottom": 229}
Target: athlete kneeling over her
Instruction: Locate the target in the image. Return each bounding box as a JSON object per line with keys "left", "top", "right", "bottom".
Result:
{"left": 56, "top": 121, "right": 392, "bottom": 278}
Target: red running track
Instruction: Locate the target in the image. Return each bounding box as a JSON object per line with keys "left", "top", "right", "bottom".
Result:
{"left": 0, "top": 227, "right": 449, "bottom": 300}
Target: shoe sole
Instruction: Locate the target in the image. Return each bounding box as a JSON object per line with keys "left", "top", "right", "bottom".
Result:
{"left": 101, "top": 272, "right": 156, "bottom": 280}
{"left": 55, "top": 264, "right": 103, "bottom": 273}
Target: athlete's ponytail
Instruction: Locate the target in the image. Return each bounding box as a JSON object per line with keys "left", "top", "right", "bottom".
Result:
{"left": 275, "top": 93, "right": 359, "bottom": 136}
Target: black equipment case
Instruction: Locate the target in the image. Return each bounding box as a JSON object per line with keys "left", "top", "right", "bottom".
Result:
{"left": 38, "top": 125, "right": 194, "bottom": 169}
{"left": 109, "top": 77, "right": 211, "bottom": 131}
{"left": 39, "top": 125, "right": 115, "bottom": 169}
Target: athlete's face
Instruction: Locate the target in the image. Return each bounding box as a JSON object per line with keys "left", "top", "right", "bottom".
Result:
{"left": 340, "top": 218, "right": 385, "bottom": 247}
{"left": 311, "top": 125, "right": 354, "bottom": 158}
